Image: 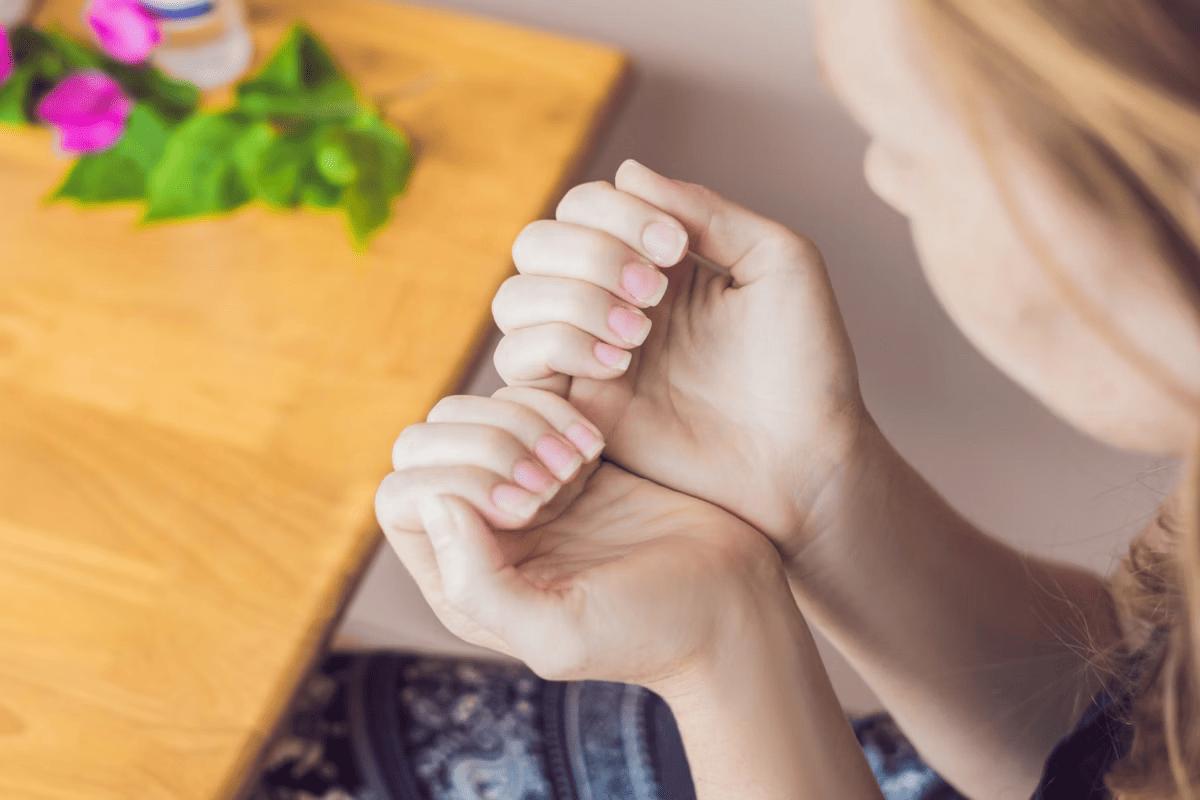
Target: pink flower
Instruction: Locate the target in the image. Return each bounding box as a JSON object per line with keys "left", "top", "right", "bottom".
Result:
{"left": 87, "top": 0, "right": 162, "bottom": 65}
{"left": 37, "top": 72, "right": 133, "bottom": 153}
{"left": 0, "top": 25, "right": 13, "bottom": 85}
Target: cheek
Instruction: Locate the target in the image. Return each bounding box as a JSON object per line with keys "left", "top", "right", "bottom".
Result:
{"left": 906, "top": 173, "right": 1192, "bottom": 454}
{"left": 910, "top": 188, "right": 1060, "bottom": 380}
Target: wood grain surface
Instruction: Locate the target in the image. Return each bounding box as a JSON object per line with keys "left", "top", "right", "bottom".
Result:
{"left": 0, "top": 1, "right": 625, "bottom": 796}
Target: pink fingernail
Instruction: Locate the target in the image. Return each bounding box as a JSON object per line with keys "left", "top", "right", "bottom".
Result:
{"left": 565, "top": 423, "right": 604, "bottom": 460}
{"left": 593, "top": 341, "right": 632, "bottom": 371}
{"left": 491, "top": 483, "right": 539, "bottom": 518}
{"left": 620, "top": 262, "right": 668, "bottom": 306}
{"left": 512, "top": 458, "right": 555, "bottom": 493}
{"left": 534, "top": 435, "right": 583, "bottom": 480}
{"left": 608, "top": 306, "right": 651, "bottom": 346}
{"left": 642, "top": 221, "right": 688, "bottom": 266}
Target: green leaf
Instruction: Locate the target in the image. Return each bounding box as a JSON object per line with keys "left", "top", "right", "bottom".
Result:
{"left": 330, "top": 114, "right": 412, "bottom": 246}
{"left": 235, "top": 25, "right": 357, "bottom": 121}
{"left": 54, "top": 104, "right": 171, "bottom": 202}
{"left": 36, "top": 29, "right": 105, "bottom": 71}
{"left": 250, "top": 128, "right": 319, "bottom": 208}
{"left": 314, "top": 127, "right": 361, "bottom": 186}
{"left": 109, "top": 61, "right": 200, "bottom": 123}
{"left": 298, "top": 165, "right": 343, "bottom": 208}
{"left": 342, "top": 180, "right": 391, "bottom": 249}
{"left": 144, "top": 112, "right": 256, "bottom": 221}
{"left": 329, "top": 112, "right": 412, "bottom": 246}
{"left": 347, "top": 110, "right": 413, "bottom": 194}
{"left": 0, "top": 63, "right": 36, "bottom": 124}
{"left": 230, "top": 120, "right": 276, "bottom": 186}
{"left": 5, "top": 27, "right": 199, "bottom": 123}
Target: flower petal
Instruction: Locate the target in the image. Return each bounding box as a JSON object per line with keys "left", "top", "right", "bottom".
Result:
{"left": 59, "top": 117, "right": 126, "bottom": 153}
{"left": 36, "top": 72, "right": 133, "bottom": 153}
{"left": 87, "top": 0, "right": 162, "bottom": 64}
{"left": 0, "top": 25, "right": 13, "bottom": 85}
{"left": 37, "top": 71, "right": 130, "bottom": 125}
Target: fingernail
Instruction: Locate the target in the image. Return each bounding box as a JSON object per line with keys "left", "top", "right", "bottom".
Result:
{"left": 593, "top": 341, "right": 632, "bottom": 372}
{"left": 620, "top": 262, "right": 668, "bottom": 306}
{"left": 642, "top": 222, "right": 688, "bottom": 266}
{"left": 491, "top": 483, "right": 539, "bottom": 519}
{"left": 564, "top": 423, "right": 604, "bottom": 460}
{"left": 512, "top": 458, "right": 556, "bottom": 494}
{"left": 608, "top": 306, "right": 651, "bottom": 346}
{"left": 534, "top": 435, "right": 583, "bottom": 480}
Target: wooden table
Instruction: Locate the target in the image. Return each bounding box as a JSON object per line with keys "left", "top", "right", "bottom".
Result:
{"left": 0, "top": 2, "right": 625, "bottom": 796}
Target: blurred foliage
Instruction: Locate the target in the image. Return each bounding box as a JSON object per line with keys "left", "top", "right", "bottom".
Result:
{"left": 5, "top": 24, "right": 411, "bottom": 248}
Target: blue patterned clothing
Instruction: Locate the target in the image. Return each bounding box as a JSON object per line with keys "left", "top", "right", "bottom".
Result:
{"left": 256, "top": 651, "right": 1130, "bottom": 800}
{"left": 250, "top": 653, "right": 692, "bottom": 800}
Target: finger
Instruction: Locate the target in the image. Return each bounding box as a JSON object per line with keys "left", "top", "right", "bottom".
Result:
{"left": 493, "top": 323, "right": 632, "bottom": 386}
{"left": 419, "top": 495, "right": 569, "bottom": 648}
{"left": 429, "top": 392, "right": 605, "bottom": 463}
{"left": 556, "top": 180, "right": 689, "bottom": 267}
{"left": 392, "top": 422, "right": 563, "bottom": 493}
{"left": 376, "top": 465, "right": 541, "bottom": 532}
{"left": 491, "top": 386, "right": 605, "bottom": 460}
{"left": 379, "top": 506, "right": 516, "bottom": 657}
{"left": 614, "top": 159, "right": 819, "bottom": 284}
{"left": 493, "top": 275, "right": 652, "bottom": 348}
{"left": 511, "top": 220, "right": 669, "bottom": 308}
{"left": 380, "top": 505, "right": 514, "bottom": 657}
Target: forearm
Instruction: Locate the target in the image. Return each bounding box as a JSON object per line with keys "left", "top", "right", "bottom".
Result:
{"left": 654, "top": 592, "right": 883, "bottom": 800}
{"left": 790, "top": 421, "right": 1121, "bottom": 797}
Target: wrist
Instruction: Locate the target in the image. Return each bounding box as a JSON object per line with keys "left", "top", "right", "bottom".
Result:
{"left": 648, "top": 574, "right": 812, "bottom": 713}
{"left": 647, "top": 577, "right": 885, "bottom": 799}
{"left": 777, "top": 408, "right": 892, "bottom": 566}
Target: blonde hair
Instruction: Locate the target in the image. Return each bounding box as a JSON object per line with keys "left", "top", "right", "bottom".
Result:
{"left": 906, "top": 2, "right": 1200, "bottom": 797}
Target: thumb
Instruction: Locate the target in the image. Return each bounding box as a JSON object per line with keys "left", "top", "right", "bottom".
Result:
{"left": 417, "top": 495, "right": 553, "bottom": 641}
{"left": 615, "top": 159, "right": 809, "bottom": 284}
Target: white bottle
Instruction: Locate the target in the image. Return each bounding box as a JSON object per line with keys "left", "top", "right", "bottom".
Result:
{"left": 142, "top": 0, "right": 254, "bottom": 90}
{"left": 0, "top": 0, "right": 33, "bottom": 27}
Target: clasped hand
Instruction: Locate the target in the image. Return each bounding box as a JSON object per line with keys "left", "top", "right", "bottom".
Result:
{"left": 376, "top": 160, "right": 871, "bottom": 693}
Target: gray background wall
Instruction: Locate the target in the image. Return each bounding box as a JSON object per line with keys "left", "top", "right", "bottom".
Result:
{"left": 336, "top": 0, "right": 1170, "bottom": 710}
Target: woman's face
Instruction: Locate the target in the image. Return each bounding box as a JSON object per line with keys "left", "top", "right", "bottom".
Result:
{"left": 811, "top": 0, "right": 1200, "bottom": 454}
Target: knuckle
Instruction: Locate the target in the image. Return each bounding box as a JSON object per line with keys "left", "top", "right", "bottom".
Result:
{"left": 490, "top": 384, "right": 525, "bottom": 405}
{"left": 564, "top": 286, "right": 596, "bottom": 320}
{"left": 766, "top": 228, "right": 821, "bottom": 266}
{"left": 373, "top": 471, "right": 408, "bottom": 530}
{"left": 675, "top": 179, "right": 717, "bottom": 208}
{"left": 491, "top": 395, "right": 543, "bottom": 433}
{"left": 492, "top": 335, "right": 520, "bottom": 379}
{"left": 476, "top": 425, "right": 516, "bottom": 456}
{"left": 511, "top": 219, "right": 554, "bottom": 267}
{"left": 575, "top": 230, "right": 614, "bottom": 268}
{"left": 555, "top": 180, "right": 613, "bottom": 220}
{"left": 426, "top": 395, "right": 465, "bottom": 423}
{"left": 533, "top": 323, "right": 576, "bottom": 363}
{"left": 492, "top": 385, "right": 546, "bottom": 416}
{"left": 390, "top": 423, "right": 424, "bottom": 465}
{"left": 491, "top": 276, "right": 523, "bottom": 328}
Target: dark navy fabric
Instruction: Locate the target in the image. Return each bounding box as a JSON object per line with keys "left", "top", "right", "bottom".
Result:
{"left": 252, "top": 652, "right": 1129, "bottom": 800}
{"left": 1032, "top": 689, "right": 1132, "bottom": 800}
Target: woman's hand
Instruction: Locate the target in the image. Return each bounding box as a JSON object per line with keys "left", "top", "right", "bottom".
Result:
{"left": 493, "top": 159, "right": 874, "bottom": 561}
{"left": 374, "top": 387, "right": 792, "bottom": 691}
{"left": 376, "top": 388, "right": 885, "bottom": 799}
